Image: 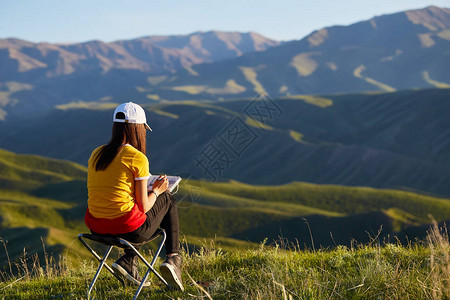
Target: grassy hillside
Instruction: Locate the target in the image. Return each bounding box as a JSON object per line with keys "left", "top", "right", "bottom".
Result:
{"left": 0, "top": 223, "right": 448, "bottom": 299}
{"left": 1, "top": 149, "right": 449, "bottom": 273}
{"left": 177, "top": 180, "right": 450, "bottom": 247}
{"left": 195, "top": 180, "right": 450, "bottom": 221}
{"left": 0, "top": 148, "right": 86, "bottom": 190}
{"left": 0, "top": 149, "right": 88, "bottom": 267}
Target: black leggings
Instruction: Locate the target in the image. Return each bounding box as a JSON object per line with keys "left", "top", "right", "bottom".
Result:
{"left": 93, "top": 191, "right": 180, "bottom": 254}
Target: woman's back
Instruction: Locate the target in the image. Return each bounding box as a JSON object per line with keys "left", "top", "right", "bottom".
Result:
{"left": 87, "top": 144, "right": 149, "bottom": 219}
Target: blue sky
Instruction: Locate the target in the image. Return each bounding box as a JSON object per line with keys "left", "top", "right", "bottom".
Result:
{"left": 1, "top": 0, "right": 449, "bottom": 43}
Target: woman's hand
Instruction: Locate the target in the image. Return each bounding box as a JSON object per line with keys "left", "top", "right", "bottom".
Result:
{"left": 152, "top": 174, "right": 169, "bottom": 196}
{"left": 136, "top": 175, "right": 168, "bottom": 213}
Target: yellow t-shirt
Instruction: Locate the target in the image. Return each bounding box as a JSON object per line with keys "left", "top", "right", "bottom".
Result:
{"left": 87, "top": 144, "right": 150, "bottom": 219}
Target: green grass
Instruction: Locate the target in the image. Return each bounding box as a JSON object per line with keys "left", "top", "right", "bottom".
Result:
{"left": 1, "top": 149, "right": 449, "bottom": 278}
{"left": 173, "top": 180, "right": 450, "bottom": 248}
{"left": 437, "top": 29, "right": 450, "bottom": 41}
{"left": 353, "top": 65, "right": 396, "bottom": 92}
{"left": 283, "top": 94, "right": 333, "bottom": 108}
{"left": 189, "top": 180, "right": 450, "bottom": 222}
{"left": 209, "top": 79, "right": 246, "bottom": 94}
{"left": 55, "top": 101, "right": 118, "bottom": 111}
{"left": 289, "top": 130, "right": 304, "bottom": 142}
{"left": 239, "top": 66, "right": 266, "bottom": 94}
{"left": 290, "top": 53, "right": 319, "bottom": 76}
{"left": 0, "top": 148, "right": 86, "bottom": 188}
{"left": 0, "top": 223, "right": 448, "bottom": 299}
{"left": 170, "top": 77, "right": 248, "bottom": 97}
{"left": 0, "top": 149, "right": 88, "bottom": 266}
{"left": 152, "top": 108, "right": 179, "bottom": 119}
{"left": 422, "top": 71, "right": 450, "bottom": 88}
{"left": 171, "top": 85, "right": 207, "bottom": 95}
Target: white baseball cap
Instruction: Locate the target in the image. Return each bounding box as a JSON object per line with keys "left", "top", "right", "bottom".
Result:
{"left": 113, "top": 102, "right": 152, "bottom": 131}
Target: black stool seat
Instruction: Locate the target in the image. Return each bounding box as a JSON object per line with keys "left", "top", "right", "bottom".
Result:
{"left": 82, "top": 228, "right": 164, "bottom": 248}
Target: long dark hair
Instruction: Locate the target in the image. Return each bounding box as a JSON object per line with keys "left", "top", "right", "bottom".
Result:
{"left": 94, "top": 113, "right": 147, "bottom": 171}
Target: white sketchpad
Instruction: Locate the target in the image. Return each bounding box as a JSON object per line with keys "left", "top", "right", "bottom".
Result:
{"left": 147, "top": 175, "right": 182, "bottom": 192}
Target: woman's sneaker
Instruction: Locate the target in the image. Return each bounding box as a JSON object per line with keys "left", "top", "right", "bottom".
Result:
{"left": 112, "top": 254, "right": 150, "bottom": 286}
{"left": 160, "top": 254, "right": 184, "bottom": 291}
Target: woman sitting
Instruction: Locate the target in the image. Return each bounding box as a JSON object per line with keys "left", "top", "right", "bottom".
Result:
{"left": 84, "top": 102, "right": 183, "bottom": 290}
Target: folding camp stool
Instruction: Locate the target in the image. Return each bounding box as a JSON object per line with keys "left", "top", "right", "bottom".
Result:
{"left": 78, "top": 228, "right": 169, "bottom": 299}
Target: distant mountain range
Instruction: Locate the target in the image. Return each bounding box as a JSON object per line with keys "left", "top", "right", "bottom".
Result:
{"left": 161, "top": 6, "right": 450, "bottom": 98}
{"left": 1, "top": 31, "right": 279, "bottom": 78}
{"left": 1, "top": 6, "right": 450, "bottom": 120}
{"left": 0, "top": 31, "right": 279, "bottom": 118}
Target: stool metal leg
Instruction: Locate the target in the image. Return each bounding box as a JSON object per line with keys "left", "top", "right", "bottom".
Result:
{"left": 134, "top": 231, "right": 168, "bottom": 300}
{"left": 78, "top": 235, "right": 125, "bottom": 285}
{"left": 150, "top": 230, "right": 166, "bottom": 267}
{"left": 87, "top": 245, "right": 113, "bottom": 299}
{"left": 78, "top": 235, "right": 126, "bottom": 300}
{"left": 78, "top": 231, "right": 169, "bottom": 300}
{"left": 119, "top": 231, "right": 169, "bottom": 300}
{"left": 140, "top": 230, "right": 168, "bottom": 298}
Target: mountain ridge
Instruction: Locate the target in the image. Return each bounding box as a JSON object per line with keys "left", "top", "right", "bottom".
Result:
{"left": 0, "top": 31, "right": 280, "bottom": 78}
{"left": 157, "top": 6, "right": 450, "bottom": 98}
{"left": 0, "top": 31, "right": 279, "bottom": 119}
{"left": 1, "top": 6, "right": 450, "bottom": 120}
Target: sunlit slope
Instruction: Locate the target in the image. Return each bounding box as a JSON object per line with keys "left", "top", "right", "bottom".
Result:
{"left": 1, "top": 150, "right": 449, "bottom": 268}
{"left": 194, "top": 180, "right": 450, "bottom": 221}
{"left": 0, "top": 148, "right": 86, "bottom": 190}
{"left": 0, "top": 149, "right": 88, "bottom": 267}
{"left": 177, "top": 179, "right": 450, "bottom": 247}
{"left": 2, "top": 88, "right": 448, "bottom": 196}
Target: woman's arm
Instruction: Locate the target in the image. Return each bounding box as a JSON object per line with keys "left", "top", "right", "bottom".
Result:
{"left": 135, "top": 179, "right": 154, "bottom": 213}
{"left": 135, "top": 175, "right": 169, "bottom": 213}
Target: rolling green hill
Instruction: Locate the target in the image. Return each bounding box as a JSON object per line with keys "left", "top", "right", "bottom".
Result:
{"left": 0, "top": 149, "right": 88, "bottom": 269}
{"left": 1, "top": 88, "right": 449, "bottom": 197}
{"left": 0, "top": 148, "right": 86, "bottom": 190}
{"left": 0, "top": 149, "right": 449, "bottom": 271}
{"left": 179, "top": 180, "right": 450, "bottom": 247}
